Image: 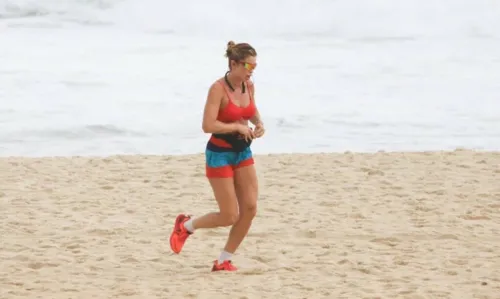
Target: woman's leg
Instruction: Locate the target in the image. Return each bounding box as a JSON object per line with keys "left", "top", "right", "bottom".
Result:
{"left": 191, "top": 149, "right": 241, "bottom": 229}
{"left": 190, "top": 177, "right": 239, "bottom": 229}
{"left": 169, "top": 150, "right": 239, "bottom": 254}
{"left": 221, "top": 150, "right": 258, "bottom": 257}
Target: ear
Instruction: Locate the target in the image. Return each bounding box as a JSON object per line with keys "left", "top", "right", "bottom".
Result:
{"left": 229, "top": 59, "right": 237, "bottom": 69}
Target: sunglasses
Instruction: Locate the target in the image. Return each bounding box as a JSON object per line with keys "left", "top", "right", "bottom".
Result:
{"left": 240, "top": 61, "right": 257, "bottom": 71}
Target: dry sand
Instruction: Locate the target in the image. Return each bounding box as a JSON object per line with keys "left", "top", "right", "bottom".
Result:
{"left": 1, "top": 149, "right": 499, "bottom": 299}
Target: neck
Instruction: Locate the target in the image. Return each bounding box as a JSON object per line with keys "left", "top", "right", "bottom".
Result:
{"left": 225, "top": 71, "right": 244, "bottom": 92}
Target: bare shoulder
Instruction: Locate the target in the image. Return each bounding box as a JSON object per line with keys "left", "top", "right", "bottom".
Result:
{"left": 246, "top": 79, "right": 255, "bottom": 95}
{"left": 205, "top": 79, "right": 226, "bottom": 107}
{"left": 246, "top": 79, "right": 255, "bottom": 88}
{"left": 207, "top": 79, "right": 224, "bottom": 95}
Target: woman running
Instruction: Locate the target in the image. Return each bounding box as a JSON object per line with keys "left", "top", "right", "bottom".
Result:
{"left": 169, "top": 40, "right": 265, "bottom": 272}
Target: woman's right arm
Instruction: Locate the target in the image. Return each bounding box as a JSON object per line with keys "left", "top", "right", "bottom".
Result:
{"left": 202, "top": 82, "right": 241, "bottom": 134}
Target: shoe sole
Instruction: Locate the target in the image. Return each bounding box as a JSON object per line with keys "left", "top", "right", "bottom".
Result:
{"left": 169, "top": 214, "right": 187, "bottom": 254}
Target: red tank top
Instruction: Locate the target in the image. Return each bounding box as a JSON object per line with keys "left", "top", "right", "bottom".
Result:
{"left": 208, "top": 80, "right": 257, "bottom": 149}
{"left": 216, "top": 80, "right": 256, "bottom": 123}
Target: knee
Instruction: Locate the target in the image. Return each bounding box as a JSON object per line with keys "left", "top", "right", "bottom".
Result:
{"left": 219, "top": 211, "right": 239, "bottom": 226}
{"left": 240, "top": 202, "right": 257, "bottom": 220}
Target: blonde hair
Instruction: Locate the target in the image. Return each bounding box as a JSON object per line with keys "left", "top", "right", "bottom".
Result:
{"left": 225, "top": 40, "right": 257, "bottom": 69}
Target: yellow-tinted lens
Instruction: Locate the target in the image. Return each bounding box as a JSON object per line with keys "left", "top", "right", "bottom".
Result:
{"left": 244, "top": 62, "right": 256, "bottom": 71}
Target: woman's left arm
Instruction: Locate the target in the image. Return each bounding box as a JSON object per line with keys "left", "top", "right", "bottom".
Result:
{"left": 248, "top": 81, "right": 263, "bottom": 126}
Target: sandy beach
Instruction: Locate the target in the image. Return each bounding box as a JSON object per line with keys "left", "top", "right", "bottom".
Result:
{"left": 1, "top": 149, "right": 499, "bottom": 298}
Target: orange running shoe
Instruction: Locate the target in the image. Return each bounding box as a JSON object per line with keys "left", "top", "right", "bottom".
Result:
{"left": 211, "top": 260, "right": 238, "bottom": 272}
{"left": 169, "top": 214, "right": 192, "bottom": 254}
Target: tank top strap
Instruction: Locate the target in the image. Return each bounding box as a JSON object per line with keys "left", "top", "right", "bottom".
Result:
{"left": 217, "top": 80, "right": 233, "bottom": 100}
{"left": 246, "top": 81, "right": 254, "bottom": 102}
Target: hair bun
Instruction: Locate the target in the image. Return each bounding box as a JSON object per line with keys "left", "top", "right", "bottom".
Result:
{"left": 227, "top": 40, "right": 236, "bottom": 50}
{"left": 225, "top": 40, "right": 237, "bottom": 58}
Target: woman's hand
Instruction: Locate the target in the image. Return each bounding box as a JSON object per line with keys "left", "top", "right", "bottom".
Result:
{"left": 237, "top": 124, "right": 255, "bottom": 142}
{"left": 254, "top": 122, "right": 265, "bottom": 138}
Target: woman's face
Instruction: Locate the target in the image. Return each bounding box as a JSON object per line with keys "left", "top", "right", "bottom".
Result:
{"left": 231, "top": 55, "right": 257, "bottom": 80}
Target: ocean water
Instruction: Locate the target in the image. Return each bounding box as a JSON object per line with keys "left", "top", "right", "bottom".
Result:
{"left": 1, "top": 0, "right": 499, "bottom": 157}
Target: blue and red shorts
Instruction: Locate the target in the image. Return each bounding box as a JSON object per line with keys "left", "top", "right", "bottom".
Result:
{"left": 205, "top": 135, "right": 254, "bottom": 178}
